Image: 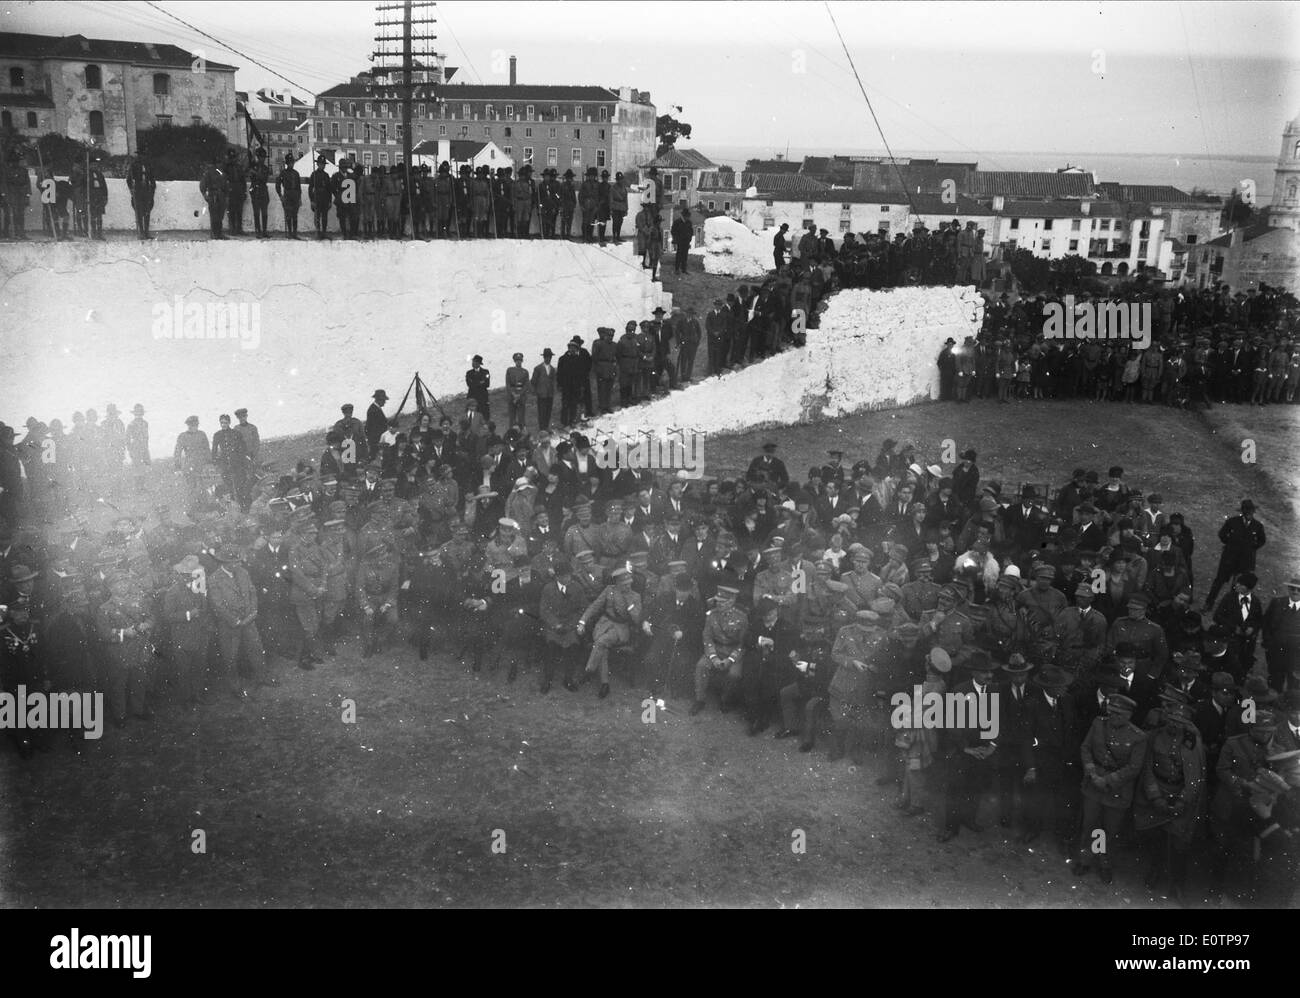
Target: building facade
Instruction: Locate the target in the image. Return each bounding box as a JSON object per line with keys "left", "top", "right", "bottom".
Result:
{"left": 0, "top": 31, "right": 239, "bottom": 155}
{"left": 1268, "top": 111, "right": 1300, "bottom": 233}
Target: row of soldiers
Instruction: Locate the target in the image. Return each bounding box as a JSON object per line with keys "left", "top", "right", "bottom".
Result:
{"left": 197, "top": 148, "right": 654, "bottom": 243}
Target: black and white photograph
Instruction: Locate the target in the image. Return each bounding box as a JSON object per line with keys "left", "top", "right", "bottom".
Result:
{"left": 0, "top": 0, "right": 1298, "bottom": 934}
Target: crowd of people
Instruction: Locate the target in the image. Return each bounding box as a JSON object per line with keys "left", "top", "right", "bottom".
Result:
{"left": 937, "top": 284, "right": 1300, "bottom": 405}
{"left": 2, "top": 383, "right": 1298, "bottom": 907}
{"left": 774, "top": 218, "right": 989, "bottom": 290}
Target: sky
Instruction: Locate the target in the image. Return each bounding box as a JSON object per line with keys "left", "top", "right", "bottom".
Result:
{"left": 6, "top": 0, "right": 1299, "bottom": 158}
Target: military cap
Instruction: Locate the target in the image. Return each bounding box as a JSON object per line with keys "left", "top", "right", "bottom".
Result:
{"left": 574, "top": 549, "right": 595, "bottom": 560}
{"left": 1209, "top": 671, "right": 1236, "bottom": 691}
{"left": 185, "top": 415, "right": 200, "bottom": 426}
{"left": 585, "top": 166, "right": 598, "bottom": 177}
{"left": 1033, "top": 563, "right": 1056, "bottom": 580}
{"left": 610, "top": 566, "right": 631, "bottom": 580}
{"left": 1126, "top": 592, "right": 1150, "bottom": 608}
{"left": 213, "top": 544, "right": 243, "bottom": 563}
{"left": 1002, "top": 653, "right": 1033, "bottom": 676}
{"left": 1034, "top": 664, "right": 1074, "bottom": 690}
{"left": 172, "top": 554, "right": 202, "bottom": 575}
{"left": 323, "top": 518, "right": 346, "bottom": 529}
{"left": 1106, "top": 693, "right": 1137, "bottom": 712}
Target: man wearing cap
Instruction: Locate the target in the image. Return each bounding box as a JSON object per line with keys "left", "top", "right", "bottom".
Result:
{"left": 274, "top": 152, "right": 302, "bottom": 237}
{"left": 825, "top": 602, "right": 891, "bottom": 763}
{"left": 590, "top": 327, "right": 619, "bottom": 414}
{"left": 93, "top": 569, "right": 158, "bottom": 725}
{"left": 161, "top": 555, "right": 211, "bottom": 706}
{"left": 212, "top": 414, "right": 252, "bottom": 513}
{"left": 920, "top": 582, "right": 979, "bottom": 671}
{"left": 1204, "top": 499, "right": 1266, "bottom": 612}
{"left": 206, "top": 544, "right": 272, "bottom": 695}
{"left": 513, "top": 164, "right": 537, "bottom": 238}
{"left": 1056, "top": 581, "right": 1108, "bottom": 675}
{"left": 1209, "top": 707, "right": 1277, "bottom": 900}
{"left": 1021, "top": 663, "right": 1079, "bottom": 849}
{"left": 173, "top": 416, "right": 212, "bottom": 503}
{"left": 1262, "top": 575, "right": 1300, "bottom": 693}
{"left": 690, "top": 576, "right": 749, "bottom": 715}
{"left": 1106, "top": 593, "right": 1168, "bottom": 680}
{"left": 355, "top": 540, "right": 399, "bottom": 658}
{"left": 1134, "top": 690, "right": 1205, "bottom": 900}
{"left": 1075, "top": 692, "right": 1147, "bottom": 883}
{"left": 1195, "top": 671, "right": 1238, "bottom": 781}
{"left": 286, "top": 522, "right": 328, "bottom": 669}
{"left": 576, "top": 565, "right": 642, "bottom": 699}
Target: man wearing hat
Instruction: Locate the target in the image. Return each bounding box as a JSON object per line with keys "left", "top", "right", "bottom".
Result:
{"left": 126, "top": 150, "right": 158, "bottom": 240}
{"left": 1195, "top": 671, "right": 1238, "bottom": 779}
{"left": 1133, "top": 689, "right": 1205, "bottom": 900}
{"left": 921, "top": 582, "right": 979, "bottom": 672}
{"left": 615, "top": 322, "right": 640, "bottom": 408}
{"left": 634, "top": 320, "right": 658, "bottom": 402}
{"left": 591, "top": 327, "right": 619, "bottom": 414}
{"left": 363, "top": 391, "right": 390, "bottom": 457}
{"left": 206, "top": 543, "right": 266, "bottom": 693}
{"left": 213, "top": 413, "right": 252, "bottom": 513}
{"left": 93, "top": 568, "right": 158, "bottom": 726}
{"left": 1075, "top": 691, "right": 1147, "bottom": 883}
{"left": 173, "top": 416, "right": 212, "bottom": 504}
{"left": 1056, "top": 581, "right": 1108, "bottom": 675}
{"left": 1204, "top": 499, "right": 1265, "bottom": 612}
{"left": 530, "top": 349, "right": 557, "bottom": 430}
{"left": 1106, "top": 592, "right": 1168, "bottom": 680}
{"left": 576, "top": 564, "right": 642, "bottom": 699}
{"left": 745, "top": 442, "right": 788, "bottom": 490}
{"left": 275, "top": 152, "right": 303, "bottom": 237}
{"left": 690, "top": 575, "right": 749, "bottom": 715}
{"left": 1262, "top": 575, "right": 1300, "bottom": 694}
{"left": 125, "top": 404, "right": 151, "bottom": 488}
{"left": 538, "top": 167, "right": 562, "bottom": 238}
{"left": 306, "top": 153, "right": 332, "bottom": 238}
{"left": 558, "top": 168, "right": 577, "bottom": 239}
{"left": 247, "top": 146, "right": 272, "bottom": 237}
{"left": 161, "top": 554, "right": 212, "bottom": 706}
{"left": 557, "top": 338, "right": 587, "bottom": 427}
{"left": 512, "top": 163, "right": 537, "bottom": 239}
{"left": 935, "top": 649, "right": 1001, "bottom": 842}
{"left": 491, "top": 166, "right": 514, "bottom": 238}
{"left": 1208, "top": 706, "right": 1281, "bottom": 901}
{"left": 538, "top": 558, "right": 586, "bottom": 693}
{"left": 287, "top": 522, "right": 328, "bottom": 669}
{"left": 1021, "top": 663, "right": 1079, "bottom": 850}
{"left": 222, "top": 147, "right": 248, "bottom": 235}
{"left": 1211, "top": 571, "right": 1263, "bottom": 677}
{"left": 197, "top": 154, "right": 229, "bottom": 239}
{"left": 578, "top": 166, "right": 599, "bottom": 243}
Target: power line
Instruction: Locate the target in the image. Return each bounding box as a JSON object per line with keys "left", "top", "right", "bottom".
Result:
{"left": 822, "top": 2, "right": 920, "bottom": 220}
{"left": 438, "top": 5, "right": 482, "bottom": 85}
{"left": 142, "top": 0, "right": 321, "bottom": 99}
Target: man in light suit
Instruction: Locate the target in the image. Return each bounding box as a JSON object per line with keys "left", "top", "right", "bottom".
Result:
{"left": 531, "top": 348, "right": 557, "bottom": 430}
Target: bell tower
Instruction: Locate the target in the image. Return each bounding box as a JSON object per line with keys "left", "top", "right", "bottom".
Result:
{"left": 1270, "top": 111, "right": 1300, "bottom": 232}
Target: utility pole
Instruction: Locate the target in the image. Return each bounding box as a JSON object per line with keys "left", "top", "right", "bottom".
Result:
{"left": 373, "top": 1, "right": 438, "bottom": 239}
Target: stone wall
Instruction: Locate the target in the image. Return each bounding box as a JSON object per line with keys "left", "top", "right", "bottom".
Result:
{"left": 589, "top": 285, "right": 983, "bottom": 443}
{"left": 0, "top": 240, "right": 668, "bottom": 456}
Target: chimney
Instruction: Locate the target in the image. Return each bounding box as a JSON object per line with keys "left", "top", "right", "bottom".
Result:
{"left": 992, "top": 194, "right": 1005, "bottom": 212}
{"left": 1080, "top": 200, "right": 1090, "bottom": 216}
{"left": 509, "top": 56, "right": 517, "bottom": 86}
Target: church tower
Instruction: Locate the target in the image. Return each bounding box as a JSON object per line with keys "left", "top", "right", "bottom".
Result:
{"left": 1270, "top": 111, "right": 1300, "bottom": 232}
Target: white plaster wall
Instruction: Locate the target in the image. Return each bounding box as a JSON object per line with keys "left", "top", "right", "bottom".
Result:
{"left": 693, "top": 215, "right": 774, "bottom": 278}
{"left": 589, "top": 286, "right": 982, "bottom": 441}
{"left": 0, "top": 240, "right": 668, "bottom": 456}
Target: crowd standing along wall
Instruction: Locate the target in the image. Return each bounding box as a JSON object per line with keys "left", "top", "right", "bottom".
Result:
{"left": 589, "top": 285, "right": 982, "bottom": 440}
{"left": 0, "top": 239, "right": 668, "bottom": 456}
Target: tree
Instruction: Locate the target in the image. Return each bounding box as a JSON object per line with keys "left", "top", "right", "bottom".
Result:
{"left": 1051, "top": 254, "right": 1098, "bottom": 292}
{"left": 655, "top": 113, "right": 692, "bottom": 156}
{"left": 1220, "top": 189, "right": 1254, "bottom": 230}
{"left": 1007, "top": 248, "right": 1052, "bottom": 295}
{"left": 136, "top": 122, "right": 231, "bottom": 180}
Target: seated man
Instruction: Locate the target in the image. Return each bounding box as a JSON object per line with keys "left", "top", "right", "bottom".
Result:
{"left": 576, "top": 566, "right": 642, "bottom": 699}
{"left": 691, "top": 577, "right": 749, "bottom": 715}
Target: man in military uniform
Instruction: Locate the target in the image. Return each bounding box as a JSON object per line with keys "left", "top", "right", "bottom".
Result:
{"left": 504, "top": 353, "right": 530, "bottom": 432}
{"left": 453, "top": 164, "right": 473, "bottom": 236}
{"left": 578, "top": 166, "right": 599, "bottom": 243}
{"left": 207, "top": 543, "right": 271, "bottom": 695}
{"left": 126, "top": 404, "right": 150, "bottom": 491}
{"left": 1134, "top": 692, "right": 1205, "bottom": 901}
{"left": 1209, "top": 707, "right": 1276, "bottom": 902}
{"left": 691, "top": 577, "right": 749, "bottom": 715}
{"left": 471, "top": 165, "right": 492, "bottom": 237}
{"left": 1075, "top": 692, "right": 1148, "bottom": 883}
{"left": 558, "top": 168, "right": 577, "bottom": 240}
{"left": 1106, "top": 592, "right": 1168, "bottom": 680}
{"left": 288, "top": 521, "right": 328, "bottom": 669}
{"left": 512, "top": 164, "right": 536, "bottom": 239}
{"left": 247, "top": 147, "right": 271, "bottom": 238}
{"left": 198, "top": 156, "right": 227, "bottom": 239}
{"left": 126, "top": 151, "right": 157, "bottom": 240}
{"left": 430, "top": 161, "right": 453, "bottom": 238}
{"left": 489, "top": 166, "right": 512, "bottom": 238}
{"left": 355, "top": 539, "right": 399, "bottom": 658}
{"left": 576, "top": 565, "right": 642, "bottom": 699}
{"left": 318, "top": 518, "right": 352, "bottom": 654}
{"left": 538, "top": 167, "right": 561, "bottom": 238}
{"left": 333, "top": 157, "right": 360, "bottom": 239}
{"left": 84, "top": 152, "right": 109, "bottom": 240}
{"left": 920, "top": 582, "right": 980, "bottom": 671}
{"left": 161, "top": 554, "right": 211, "bottom": 705}
{"left": 591, "top": 327, "right": 619, "bottom": 415}
{"left": 275, "top": 152, "right": 302, "bottom": 238}
{"left": 308, "top": 154, "right": 332, "bottom": 238}
{"left": 94, "top": 568, "right": 157, "bottom": 725}
{"left": 615, "top": 322, "right": 640, "bottom": 409}
{"left": 381, "top": 163, "right": 403, "bottom": 238}
{"left": 224, "top": 148, "right": 247, "bottom": 235}
{"left": 1056, "top": 581, "right": 1107, "bottom": 676}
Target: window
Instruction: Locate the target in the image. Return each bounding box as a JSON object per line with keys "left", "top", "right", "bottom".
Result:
{"left": 678, "top": 173, "right": 686, "bottom": 190}
{"left": 599, "top": 106, "right": 609, "bottom": 121}
{"left": 331, "top": 101, "right": 340, "bottom": 116}
{"left": 723, "top": 201, "right": 731, "bottom": 212}
{"left": 505, "top": 104, "right": 514, "bottom": 118}
{"left": 418, "top": 103, "right": 425, "bottom": 117}
{"left": 839, "top": 219, "right": 851, "bottom": 232}
{"left": 598, "top": 128, "right": 605, "bottom": 140}
{"left": 1071, "top": 219, "right": 1081, "bottom": 230}
{"left": 87, "top": 109, "right": 104, "bottom": 136}
{"left": 26, "top": 110, "right": 37, "bottom": 128}
{"left": 504, "top": 126, "right": 512, "bottom": 137}
{"left": 550, "top": 105, "right": 559, "bottom": 119}
{"left": 153, "top": 73, "right": 170, "bottom": 96}
{"left": 547, "top": 147, "right": 557, "bottom": 166}
{"left": 85, "top": 64, "right": 102, "bottom": 89}
{"left": 364, "top": 122, "right": 371, "bottom": 142}
{"left": 525, "top": 127, "right": 532, "bottom": 138}
{"left": 362, "top": 151, "right": 372, "bottom": 165}
{"left": 598, "top": 149, "right": 607, "bottom": 168}
{"left": 503, "top": 146, "right": 512, "bottom": 157}
{"left": 1185, "top": 233, "right": 1198, "bottom": 244}
{"left": 364, "top": 102, "right": 371, "bottom": 116}
{"left": 0, "top": 110, "right": 9, "bottom": 129}
{"left": 191, "top": 115, "right": 202, "bottom": 126}
{"left": 459, "top": 125, "right": 468, "bottom": 137}
{"left": 708, "top": 200, "right": 716, "bottom": 210}
{"left": 526, "top": 105, "right": 534, "bottom": 120}
{"left": 1068, "top": 239, "right": 1078, "bottom": 252}
{"left": 804, "top": 202, "right": 814, "bottom": 211}
{"left": 156, "top": 113, "right": 173, "bottom": 127}
{"left": 880, "top": 205, "right": 890, "bottom": 212}
{"left": 572, "top": 148, "right": 582, "bottom": 166}
{"left": 379, "top": 123, "right": 387, "bottom": 142}
{"left": 330, "top": 122, "right": 340, "bottom": 139}
{"left": 379, "top": 152, "right": 388, "bottom": 166}
{"left": 349, "top": 102, "right": 356, "bottom": 116}
{"left": 575, "top": 105, "right": 583, "bottom": 120}
{"left": 484, "top": 126, "right": 491, "bottom": 137}
{"left": 462, "top": 103, "right": 471, "bottom": 119}
{"left": 573, "top": 128, "right": 580, "bottom": 139}
{"left": 1043, "top": 218, "right": 1054, "bottom": 230}
{"left": 1138, "top": 240, "right": 1149, "bottom": 257}
{"left": 315, "top": 122, "right": 323, "bottom": 141}
{"left": 1140, "top": 220, "right": 1151, "bottom": 237}
{"left": 1010, "top": 218, "right": 1020, "bottom": 230}
{"left": 765, "top": 200, "right": 773, "bottom": 207}
{"left": 1040, "top": 239, "right": 1050, "bottom": 251}
{"left": 347, "top": 122, "right": 355, "bottom": 141}
{"left": 523, "top": 146, "right": 533, "bottom": 161}
{"left": 438, "top": 124, "right": 446, "bottom": 136}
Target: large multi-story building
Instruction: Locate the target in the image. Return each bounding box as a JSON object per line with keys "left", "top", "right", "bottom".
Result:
{"left": 312, "top": 59, "right": 655, "bottom": 176}
{"left": 0, "top": 31, "right": 239, "bottom": 154}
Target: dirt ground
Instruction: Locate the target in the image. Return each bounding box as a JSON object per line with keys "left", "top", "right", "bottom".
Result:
{"left": 3, "top": 268, "right": 1298, "bottom": 909}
